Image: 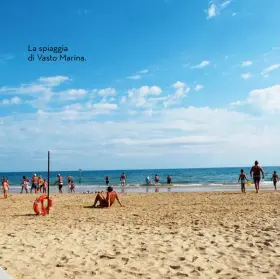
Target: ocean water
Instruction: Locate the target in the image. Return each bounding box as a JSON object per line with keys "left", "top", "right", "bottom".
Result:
{"left": 1, "top": 167, "right": 279, "bottom": 193}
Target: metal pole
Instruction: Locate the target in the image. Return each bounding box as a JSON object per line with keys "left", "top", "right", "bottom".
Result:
{"left": 47, "top": 151, "right": 50, "bottom": 214}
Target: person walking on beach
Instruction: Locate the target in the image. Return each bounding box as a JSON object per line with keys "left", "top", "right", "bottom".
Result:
{"left": 67, "top": 175, "right": 72, "bottom": 187}
{"left": 38, "top": 176, "right": 44, "bottom": 193}
{"left": 2, "top": 178, "right": 9, "bottom": 199}
{"left": 238, "top": 169, "right": 249, "bottom": 193}
{"left": 31, "top": 174, "right": 38, "bottom": 193}
{"left": 120, "top": 173, "right": 126, "bottom": 186}
{"left": 56, "top": 174, "right": 64, "bottom": 193}
{"left": 20, "top": 176, "right": 30, "bottom": 194}
{"left": 43, "top": 179, "right": 48, "bottom": 194}
{"left": 105, "top": 176, "right": 109, "bottom": 186}
{"left": 250, "top": 161, "right": 264, "bottom": 193}
{"left": 70, "top": 180, "right": 75, "bottom": 193}
{"left": 271, "top": 171, "right": 279, "bottom": 190}
{"left": 92, "top": 186, "right": 123, "bottom": 208}
{"left": 167, "top": 175, "right": 172, "bottom": 184}
{"left": 154, "top": 174, "right": 159, "bottom": 185}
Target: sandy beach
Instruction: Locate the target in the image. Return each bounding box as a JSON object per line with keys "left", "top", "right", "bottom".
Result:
{"left": 1, "top": 191, "right": 280, "bottom": 279}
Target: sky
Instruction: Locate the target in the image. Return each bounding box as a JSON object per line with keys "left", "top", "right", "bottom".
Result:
{"left": 0, "top": 0, "right": 280, "bottom": 171}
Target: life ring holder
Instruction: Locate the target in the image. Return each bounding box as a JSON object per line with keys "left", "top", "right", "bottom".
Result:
{"left": 33, "top": 195, "right": 53, "bottom": 215}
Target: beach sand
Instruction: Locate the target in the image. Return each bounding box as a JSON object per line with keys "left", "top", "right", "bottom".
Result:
{"left": 1, "top": 191, "right": 280, "bottom": 279}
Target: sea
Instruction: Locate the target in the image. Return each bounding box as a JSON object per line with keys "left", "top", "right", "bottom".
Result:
{"left": 1, "top": 167, "right": 279, "bottom": 194}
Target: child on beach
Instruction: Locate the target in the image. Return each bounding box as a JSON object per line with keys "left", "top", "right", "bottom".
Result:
{"left": 2, "top": 178, "right": 9, "bottom": 199}
{"left": 43, "top": 179, "right": 48, "bottom": 194}
{"left": 238, "top": 169, "right": 249, "bottom": 193}
{"left": 271, "top": 171, "right": 279, "bottom": 190}
{"left": 20, "top": 176, "right": 30, "bottom": 194}
{"left": 70, "top": 180, "right": 75, "bottom": 193}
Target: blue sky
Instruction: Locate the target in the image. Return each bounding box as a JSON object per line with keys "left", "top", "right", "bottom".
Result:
{"left": 0, "top": 0, "right": 280, "bottom": 171}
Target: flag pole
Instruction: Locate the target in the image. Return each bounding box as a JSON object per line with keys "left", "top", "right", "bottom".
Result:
{"left": 47, "top": 151, "right": 50, "bottom": 214}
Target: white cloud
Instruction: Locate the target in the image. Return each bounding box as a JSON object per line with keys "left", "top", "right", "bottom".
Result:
{"left": 98, "top": 88, "right": 116, "bottom": 96}
{"left": 207, "top": 0, "right": 232, "bottom": 19}
{"left": 231, "top": 84, "right": 280, "bottom": 113}
{"left": 221, "top": 0, "right": 232, "bottom": 8}
{"left": 207, "top": 4, "right": 217, "bottom": 18}
{"left": 92, "top": 103, "right": 118, "bottom": 110}
{"left": 164, "top": 81, "right": 190, "bottom": 108}
{"left": 247, "top": 85, "right": 280, "bottom": 112}
{"left": 139, "top": 69, "right": 148, "bottom": 74}
{"left": 241, "top": 60, "right": 252, "bottom": 67}
{"left": 127, "top": 86, "right": 162, "bottom": 107}
{"left": 127, "top": 75, "right": 141, "bottom": 80}
{"left": 60, "top": 89, "right": 88, "bottom": 100}
{"left": 261, "top": 64, "right": 280, "bottom": 76}
{"left": 38, "top": 76, "right": 70, "bottom": 87}
{"left": 192, "top": 61, "right": 210, "bottom": 69}
{"left": 1, "top": 96, "right": 22, "bottom": 105}
{"left": 194, "top": 84, "right": 204, "bottom": 91}
{"left": 120, "top": 96, "right": 127, "bottom": 104}
{"left": 241, "top": 73, "right": 252, "bottom": 80}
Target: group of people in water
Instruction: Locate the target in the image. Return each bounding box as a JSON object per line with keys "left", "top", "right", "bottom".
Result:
{"left": 1, "top": 161, "right": 280, "bottom": 200}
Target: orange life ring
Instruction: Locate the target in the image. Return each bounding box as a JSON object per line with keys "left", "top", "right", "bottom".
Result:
{"left": 33, "top": 194, "right": 53, "bottom": 215}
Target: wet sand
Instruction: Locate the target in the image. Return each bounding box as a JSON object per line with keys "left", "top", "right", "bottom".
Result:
{"left": 0, "top": 191, "right": 280, "bottom": 279}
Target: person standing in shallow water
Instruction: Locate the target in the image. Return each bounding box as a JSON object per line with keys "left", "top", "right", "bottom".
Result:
{"left": 250, "top": 161, "right": 264, "bottom": 193}
{"left": 271, "top": 171, "right": 279, "bottom": 190}
{"left": 238, "top": 169, "right": 249, "bottom": 193}
{"left": 105, "top": 176, "right": 109, "bottom": 186}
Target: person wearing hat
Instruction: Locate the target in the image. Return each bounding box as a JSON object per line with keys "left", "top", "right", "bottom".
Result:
{"left": 250, "top": 160, "right": 264, "bottom": 193}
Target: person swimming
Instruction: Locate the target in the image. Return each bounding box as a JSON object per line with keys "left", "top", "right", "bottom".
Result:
{"left": 238, "top": 169, "right": 249, "bottom": 193}
{"left": 92, "top": 186, "right": 123, "bottom": 208}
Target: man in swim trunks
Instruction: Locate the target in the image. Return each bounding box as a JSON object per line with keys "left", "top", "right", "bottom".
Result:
{"left": 92, "top": 186, "right": 123, "bottom": 208}
{"left": 56, "top": 174, "right": 63, "bottom": 193}
{"left": 271, "top": 171, "right": 279, "bottom": 190}
{"left": 120, "top": 173, "right": 126, "bottom": 186}
{"left": 250, "top": 161, "right": 264, "bottom": 193}
{"left": 167, "top": 175, "right": 172, "bottom": 184}
{"left": 67, "top": 175, "right": 72, "bottom": 187}
{"left": 105, "top": 176, "right": 109, "bottom": 186}
{"left": 31, "top": 174, "right": 39, "bottom": 193}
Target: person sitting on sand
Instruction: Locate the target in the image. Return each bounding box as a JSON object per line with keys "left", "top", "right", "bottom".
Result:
{"left": 92, "top": 186, "right": 123, "bottom": 208}
{"left": 271, "top": 171, "right": 279, "bottom": 190}
{"left": 20, "top": 176, "right": 30, "bottom": 194}
{"left": 154, "top": 174, "right": 159, "bottom": 185}
{"left": 238, "top": 169, "right": 249, "bottom": 194}
{"left": 167, "top": 175, "right": 172, "bottom": 184}
{"left": 250, "top": 161, "right": 264, "bottom": 193}
{"left": 2, "top": 178, "right": 9, "bottom": 199}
